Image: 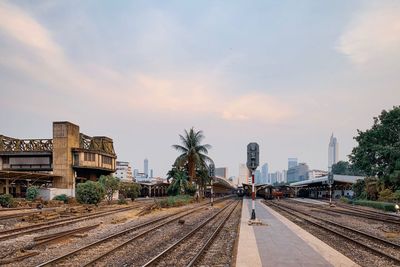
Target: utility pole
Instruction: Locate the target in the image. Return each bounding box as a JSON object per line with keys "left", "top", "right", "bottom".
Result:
{"left": 247, "top": 143, "right": 259, "bottom": 220}
{"left": 209, "top": 163, "right": 215, "bottom": 207}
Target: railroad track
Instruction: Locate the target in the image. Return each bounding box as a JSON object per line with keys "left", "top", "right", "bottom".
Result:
{"left": 287, "top": 199, "right": 400, "bottom": 225}
{"left": 34, "top": 197, "right": 234, "bottom": 267}
{"left": 266, "top": 201, "right": 400, "bottom": 266}
{"left": 0, "top": 202, "right": 149, "bottom": 241}
{"left": 140, "top": 200, "right": 240, "bottom": 267}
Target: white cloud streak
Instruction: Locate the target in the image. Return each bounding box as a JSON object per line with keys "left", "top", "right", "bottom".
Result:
{"left": 337, "top": 2, "right": 400, "bottom": 65}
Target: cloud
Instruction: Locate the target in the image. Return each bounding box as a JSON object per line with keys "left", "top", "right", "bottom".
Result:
{"left": 221, "top": 93, "right": 294, "bottom": 122}
{"left": 336, "top": 3, "right": 400, "bottom": 65}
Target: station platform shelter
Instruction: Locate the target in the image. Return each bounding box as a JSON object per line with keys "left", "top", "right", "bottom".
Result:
{"left": 289, "top": 174, "right": 365, "bottom": 200}
{"left": 236, "top": 197, "right": 358, "bottom": 267}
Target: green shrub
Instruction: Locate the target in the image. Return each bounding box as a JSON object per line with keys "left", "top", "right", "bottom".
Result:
{"left": 185, "top": 184, "right": 197, "bottom": 196}
{"left": 340, "top": 196, "right": 352, "bottom": 204}
{"left": 76, "top": 181, "right": 105, "bottom": 205}
{"left": 0, "top": 194, "right": 14, "bottom": 208}
{"left": 99, "top": 175, "right": 120, "bottom": 204}
{"left": 26, "top": 186, "right": 39, "bottom": 201}
{"left": 393, "top": 190, "right": 400, "bottom": 201}
{"left": 53, "top": 194, "right": 68, "bottom": 203}
{"left": 158, "top": 195, "right": 192, "bottom": 208}
{"left": 118, "top": 198, "right": 127, "bottom": 205}
{"left": 119, "top": 182, "right": 141, "bottom": 201}
{"left": 378, "top": 189, "right": 395, "bottom": 202}
{"left": 353, "top": 199, "right": 396, "bottom": 212}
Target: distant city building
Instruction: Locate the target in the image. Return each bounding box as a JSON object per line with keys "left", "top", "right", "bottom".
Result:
{"left": 328, "top": 134, "right": 339, "bottom": 171}
{"left": 215, "top": 167, "right": 228, "bottom": 179}
{"left": 287, "top": 163, "right": 309, "bottom": 183}
{"left": 275, "top": 171, "right": 284, "bottom": 184}
{"left": 114, "top": 161, "right": 133, "bottom": 182}
{"left": 135, "top": 172, "right": 150, "bottom": 182}
{"left": 239, "top": 163, "right": 250, "bottom": 184}
{"left": 261, "top": 163, "right": 268, "bottom": 184}
{"left": 150, "top": 169, "right": 153, "bottom": 178}
{"left": 283, "top": 170, "right": 287, "bottom": 183}
{"left": 133, "top": 169, "right": 139, "bottom": 177}
{"left": 308, "top": 169, "right": 329, "bottom": 179}
{"left": 255, "top": 170, "right": 261, "bottom": 184}
{"left": 144, "top": 158, "right": 149, "bottom": 177}
{"left": 288, "top": 158, "right": 298, "bottom": 169}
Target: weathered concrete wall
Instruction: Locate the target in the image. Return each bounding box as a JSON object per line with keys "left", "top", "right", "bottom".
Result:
{"left": 52, "top": 122, "right": 80, "bottom": 189}
{"left": 38, "top": 188, "right": 75, "bottom": 201}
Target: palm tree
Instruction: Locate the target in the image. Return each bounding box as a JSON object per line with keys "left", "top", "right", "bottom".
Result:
{"left": 169, "top": 170, "right": 188, "bottom": 195}
{"left": 172, "top": 128, "right": 213, "bottom": 183}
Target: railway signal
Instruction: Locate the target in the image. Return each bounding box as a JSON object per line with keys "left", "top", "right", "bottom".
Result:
{"left": 328, "top": 172, "right": 334, "bottom": 205}
{"left": 209, "top": 163, "right": 215, "bottom": 207}
{"left": 247, "top": 143, "right": 259, "bottom": 220}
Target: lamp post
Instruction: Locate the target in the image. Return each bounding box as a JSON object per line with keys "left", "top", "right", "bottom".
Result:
{"left": 247, "top": 143, "right": 259, "bottom": 220}
{"left": 209, "top": 164, "right": 215, "bottom": 207}
{"left": 328, "top": 172, "right": 334, "bottom": 205}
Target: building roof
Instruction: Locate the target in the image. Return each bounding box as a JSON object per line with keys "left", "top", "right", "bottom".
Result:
{"left": 0, "top": 170, "right": 62, "bottom": 181}
{"left": 290, "top": 174, "right": 364, "bottom": 187}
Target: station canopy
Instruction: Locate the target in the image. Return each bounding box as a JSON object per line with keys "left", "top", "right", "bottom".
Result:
{"left": 290, "top": 174, "right": 365, "bottom": 188}
{"left": 0, "top": 170, "right": 61, "bottom": 182}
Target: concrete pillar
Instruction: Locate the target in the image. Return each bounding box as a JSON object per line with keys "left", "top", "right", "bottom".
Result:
{"left": 52, "top": 122, "right": 80, "bottom": 189}
{"left": 5, "top": 178, "right": 9, "bottom": 194}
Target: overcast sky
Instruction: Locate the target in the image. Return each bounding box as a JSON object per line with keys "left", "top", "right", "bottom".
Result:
{"left": 1, "top": 1, "right": 399, "bottom": 177}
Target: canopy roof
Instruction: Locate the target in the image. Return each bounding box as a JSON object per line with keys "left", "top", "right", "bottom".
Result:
{"left": 290, "top": 174, "right": 364, "bottom": 187}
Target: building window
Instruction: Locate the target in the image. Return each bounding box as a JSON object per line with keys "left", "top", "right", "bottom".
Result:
{"left": 84, "top": 153, "right": 95, "bottom": 162}
{"left": 103, "top": 156, "right": 112, "bottom": 165}
{"left": 3, "top": 157, "right": 9, "bottom": 164}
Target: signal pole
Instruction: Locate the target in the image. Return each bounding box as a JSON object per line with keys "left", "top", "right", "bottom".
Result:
{"left": 247, "top": 143, "right": 259, "bottom": 221}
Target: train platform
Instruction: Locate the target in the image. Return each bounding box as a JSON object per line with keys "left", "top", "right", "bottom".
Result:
{"left": 236, "top": 198, "right": 358, "bottom": 267}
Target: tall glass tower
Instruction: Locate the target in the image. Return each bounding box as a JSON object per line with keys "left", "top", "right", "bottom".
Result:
{"left": 144, "top": 158, "right": 149, "bottom": 177}
{"left": 328, "top": 134, "right": 339, "bottom": 171}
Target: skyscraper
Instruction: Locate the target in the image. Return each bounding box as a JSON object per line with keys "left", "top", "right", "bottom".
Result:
{"left": 261, "top": 163, "right": 269, "bottom": 184}
{"left": 238, "top": 163, "right": 250, "bottom": 185}
{"left": 288, "top": 158, "right": 298, "bottom": 169}
{"left": 144, "top": 158, "right": 149, "bottom": 177}
{"left": 255, "top": 170, "right": 261, "bottom": 184}
{"left": 328, "top": 134, "right": 339, "bottom": 171}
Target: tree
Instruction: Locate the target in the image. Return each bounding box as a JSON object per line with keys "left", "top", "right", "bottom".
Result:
{"left": 119, "top": 182, "right": 141, "bottom": 201}
{"left": 196, "top": 168, "right": 210, "bottom": 197}
{"left": 332, "top": 161, "right": 364, "bottom": 176}
{"left": 76, "top": 181, "right": 105, "bottom": 205}
{"left": 172, "top": 128, "right": 213, "bottom": 183}
{"left": 350, "top": 106, "right": 400, "bottom": 185}
{"left": 167, "top": 170, "right": 189, "bottom": 196}
{"left": 99, "top": 175, "right": 120, "bottom": 204}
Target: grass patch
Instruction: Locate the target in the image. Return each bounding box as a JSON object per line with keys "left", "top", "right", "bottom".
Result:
{"left": 158, "top": 195, "right": 193, "bottom": 208}
{"left": 353, "top": 199, "right": 397, "bottom": 212}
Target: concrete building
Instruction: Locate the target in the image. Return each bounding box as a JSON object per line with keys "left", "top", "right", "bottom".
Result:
{"left": 0, "top": 121, "right": 116, "bottom": 198}
{"left": 114, "top": 161, "right": 133, "bottom": 182}
{"left": 215, "top": 167, "right": 228, "bottom": 179}
{"left": 283, "top": 170, "right": 287, "bottom": 183}
{"left": 308, "top": 169, "right": 329, "bottom": 179}
{"left": 328, "top": 134, "right": 339, "bottom": 171}
{"left": 135, "top": 172, "right": 150, "bottom": 182}
{"left": 287, "top": 163, "right": 309, "bottom": 183}
{"left": 261, "top": 163, "right": 268, "bottom": 184}
{"left": 150, "top": 169, "right": 153, "bottom": 178}
{"left": 239, "top": 163, "right": 250, "bottom": 185}
{"left": 144, "top": 158, "right": 149, "bottom": 177}
{"left": 288, "top": 158, "right": 298, "bottom": 169}
{"left": 255, "top": 170, "right": 261, "bottom": 184}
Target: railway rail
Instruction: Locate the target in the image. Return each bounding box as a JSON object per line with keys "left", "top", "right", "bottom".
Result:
{"left": 141, "top": 200, "right": 240, "bottom": 267}
{"left": 0, "top": 202, "right": 149, "bottom": 241}
{"left": 266, "top": 200, "right": 400, "bottom": 266}
{"left": 287, "top": 199, "right": 400, "bottom": 225}
{"left": 34, "top": 197, "right": 234, "bottom": 267}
